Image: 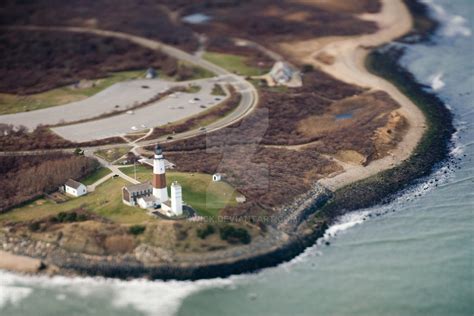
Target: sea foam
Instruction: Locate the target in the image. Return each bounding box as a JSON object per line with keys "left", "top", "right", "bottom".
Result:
{"left": 429, "top": 72, "right": 446, "bottom": 90}
{"left": 422, "top": 0, "right": 472, "bottom": 37}
{"left": 0, "top": 270, "right": 234, "bottom": 316}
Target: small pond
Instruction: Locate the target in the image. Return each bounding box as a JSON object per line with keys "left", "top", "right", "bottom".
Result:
{"left": 182, "top": 13, "right": 211, "bottom": 24}
{"left": 335, "top": 112, "right": 353, "bottom": 120}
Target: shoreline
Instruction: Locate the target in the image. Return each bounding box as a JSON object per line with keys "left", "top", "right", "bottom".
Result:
{"left": 315, "top": 0, "right": 426, "bottom": 191}
{"left": 0, "top": 0, "right": 456, "bottom": 280}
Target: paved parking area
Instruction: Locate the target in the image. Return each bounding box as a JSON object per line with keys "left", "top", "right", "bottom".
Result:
{"left": 52, "top": 79, "right": 227, "bottom": 142}
{"left": 0, "top": 80, "right": 171, "bottom": 130}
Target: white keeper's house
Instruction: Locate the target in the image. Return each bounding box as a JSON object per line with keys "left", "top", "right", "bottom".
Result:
{"left": 64, "top": 179, "right": 87, "bottom": 197}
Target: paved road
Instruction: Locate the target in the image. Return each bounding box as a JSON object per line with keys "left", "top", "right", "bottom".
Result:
{"left": 52, "top": 79, "right": 226, "bottom": 142}
{"left": 1, "top": 25, "right": 258, "bottom": 146}
{"left": 0, "top": 25, "right": 258, "bottom": 187}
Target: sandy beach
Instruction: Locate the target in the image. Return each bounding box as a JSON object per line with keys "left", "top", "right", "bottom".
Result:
{"left": 0, "top": 250, "right": 44, "bottom": 274}
{"left": 282, "top": 0, "right": 427, "bottom": 190}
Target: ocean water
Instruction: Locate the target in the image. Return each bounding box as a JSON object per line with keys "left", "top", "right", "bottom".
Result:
{"left": 1, "top": 1, "right": 473, "bottom": 315}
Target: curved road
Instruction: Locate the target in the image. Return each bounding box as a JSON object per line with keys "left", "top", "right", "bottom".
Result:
{"left": 1, "top": 25, "right": 259, "bottom": 151}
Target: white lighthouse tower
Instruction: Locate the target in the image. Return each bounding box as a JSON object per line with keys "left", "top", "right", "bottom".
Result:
{"left": 170, "top": 181, "right": 183, "bottom": 216}
{"left": 152, "top": 145, "right": 168, "bottom": 203}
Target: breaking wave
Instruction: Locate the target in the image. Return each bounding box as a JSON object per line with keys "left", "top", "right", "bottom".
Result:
{"left": 422, "top": 0, "right": 472, "bottom": 37}
{"left": 0, "top": 271, "right": 234, "bottom": 316}
{"left": 429, "top": 72, "right": 446, "bottom": 90}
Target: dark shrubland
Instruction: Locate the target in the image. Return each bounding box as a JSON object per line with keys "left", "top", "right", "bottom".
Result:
{"left": 196, "top": 224, "right": 216, "bottom": 239}
{"left": 0, "top": 124, "right": 126, "bottom": 151}
{"left": 0, "top": 0, "right": 198, "bottom": 52}
{"left": 0, "top": 30, "right": 189, "bottom": 94}
{"left": 155, "top": 70, "right": 401, "bottom": 217}
{"left": 219, "top": 225, "right": 251, "bottom": 244}
{"left": 160, "top": 0, "right": 379, "bottom": 49}
{"left": 128, "top": 225, "right": 146, "bottom": 235}
{"left": 0, "top": 153, "right": 99, "bottom": 212}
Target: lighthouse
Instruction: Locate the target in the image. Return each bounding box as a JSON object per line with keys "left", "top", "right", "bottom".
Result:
{"left": 152, "top": 145, "right": 168, "bottom": 202}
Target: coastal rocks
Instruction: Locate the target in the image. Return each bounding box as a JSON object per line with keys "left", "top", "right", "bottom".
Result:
{"left": 276, "top": 183, "right": 332, "bottom": 233}
{"left": 0, "top": 179, "right": 333, "bottom": 280}
{"left": 134, "top": 244, "right": 174, "bottom": 264}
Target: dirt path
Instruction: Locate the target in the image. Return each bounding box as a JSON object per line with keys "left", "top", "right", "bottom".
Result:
{"left": 282, "top": 0, "right": 426, "bottom": 190}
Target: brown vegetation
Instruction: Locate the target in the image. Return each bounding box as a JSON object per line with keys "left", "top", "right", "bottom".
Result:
{"left": 152, "top": 68, "right": 404, "bottom": 217}
{"left": 0, "top": 124, "right": 125, "bottom": 151}
{"left": 294, "top": 0, "right": 381, "bottom": 14}
{"left": 0, "top": 153, "right": 98, "bottom": 212}
{"left": 0, "top": 30, "right": 192, "bottom": 94}
{"left": 297, "top": 90, "right": 403, "bottom": 161}
{"left": 0, "top": 0, "right": 198, "bottom": 52}
{"left": 206, "top": 36, "right": 275, "bottom": 70}
{"left": 160, "top": 0, "right": 378, "bottom": 50}
{"left": 166, "top": 145, "right": 341, "bottom": 217}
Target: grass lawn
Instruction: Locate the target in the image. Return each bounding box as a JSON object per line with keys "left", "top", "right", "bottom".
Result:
{"left": 120, "top": 166, "right": 238, "bottom": 217}
{"left": 94, "top": 146, "right": 132, "bottom": 163}
{"left": 0, "top": 178, "right": 156, "bottom": 225}
{"left": 179, "top": 61, "right": 215, "bottom": 80}
{"left": 203, "top": 52, "right": 264, "bottom": 76}
{"left": 181, "top": 84, "right": 201, "bottom": 93}
{"left": 0, "top": 167, "right": 237, "bottom": 224}
{"left": 211, "top": 84, "right": 226, "bottom": 96}
{"left": 80, "top": 167, "right": 112, "bottom": 186}
{"left": 0, "top": 70, "right": 145, "bottom": 115}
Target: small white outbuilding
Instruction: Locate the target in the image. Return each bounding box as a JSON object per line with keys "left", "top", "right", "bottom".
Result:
{"left": 145, "top": 67, "right": 157, "bottom": 79}
{"left": 137, "top": 196, "right": 157, "bottom": 209}
{"left": 64, "top": 179, "right": 87, "bottom": 197}
{"left": 212, "top": 173, "right": 222, "bottom": 182}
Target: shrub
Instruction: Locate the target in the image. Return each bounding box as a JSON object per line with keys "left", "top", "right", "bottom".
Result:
{"left": 53, "top": 211, "right": 78, "bottom": 223}
{"left": 301, "top": 64, "right": 314, "bottom": 73}
{"left": 197, "top": 224, "right": 216, "bottom": 239}
{"left": 77, "top": 214, "right": 88, "bottom": 221}
{"left": 219, "top": 225, "right": 251, "bottom": 244}
{"left": 28, "top": 222, "right": 41, "bottom": 232}
{"left": 128, "top": 225, "right": 146, "bottom": 235}
{"left": 50, "top": 211, "right": 89, "bottom": 223}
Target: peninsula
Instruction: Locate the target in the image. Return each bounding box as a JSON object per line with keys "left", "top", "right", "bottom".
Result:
{"left": 0, "top": 0, "right": 453, "bottom": 279}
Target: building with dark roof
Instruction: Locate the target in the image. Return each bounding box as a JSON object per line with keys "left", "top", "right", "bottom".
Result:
{"left": 122, "top": 182, "right": 153, "bottom": 207}
{"left": 64, "top": 179, "right": 87, "bottom": 197}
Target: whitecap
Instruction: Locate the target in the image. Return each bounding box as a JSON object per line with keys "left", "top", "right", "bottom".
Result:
{"left": 421, "top": 0, "right": 472, "bottom": 37}
{"left": 320, "top": 211, "right": 371, "bottom": 243}
{"left": 0, "top": 284, "right": 32, "bottom": 308}
{"left": 429, "top": 72, "right": 446, "bottom": 91}
{"left": 0, "top": 270, "right": 234, "bottom": 316}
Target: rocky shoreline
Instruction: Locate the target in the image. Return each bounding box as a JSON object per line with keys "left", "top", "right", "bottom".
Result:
{"left": 0, "top": 184, "right": 331, "bottom": 280}
{"left": 0, "top": 1, "right": 456, "bottom": 281}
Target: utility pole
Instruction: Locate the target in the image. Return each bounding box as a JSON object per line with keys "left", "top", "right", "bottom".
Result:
{"left": 134, "top": 160, "right": 137, "bottom": 180}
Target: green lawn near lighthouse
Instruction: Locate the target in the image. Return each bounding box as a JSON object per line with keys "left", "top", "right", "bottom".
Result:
{"left": 120, "top": 166, "right": 239, "bottom": 217}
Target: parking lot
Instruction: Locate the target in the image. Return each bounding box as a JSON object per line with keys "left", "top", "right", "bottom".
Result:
{"left": 52, "top": 78, "right": 227, "bottom": 142}
{"left": 0, "top": 76, "right": 233, "bottom": 141}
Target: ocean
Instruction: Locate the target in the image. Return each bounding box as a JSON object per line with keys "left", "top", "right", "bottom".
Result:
{"left": 1, "top": 0, "right": 472, "bottom": 315}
